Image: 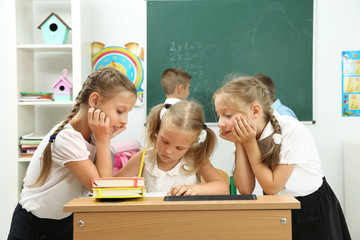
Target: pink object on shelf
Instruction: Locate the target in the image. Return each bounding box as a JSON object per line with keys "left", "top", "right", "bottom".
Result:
{"left": 52, "top": 69, "right": 73, "bottom": 101}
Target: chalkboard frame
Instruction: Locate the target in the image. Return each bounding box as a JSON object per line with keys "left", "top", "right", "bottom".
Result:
{"left": 147, "top": 0, "right": 314, "bottom": 122}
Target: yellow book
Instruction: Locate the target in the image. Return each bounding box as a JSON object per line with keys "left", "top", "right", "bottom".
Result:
{"left": 92, "top": 187, "right": 146, "bottom": 199}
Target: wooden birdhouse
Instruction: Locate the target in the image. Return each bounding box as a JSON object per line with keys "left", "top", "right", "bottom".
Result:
{"left": 37, "top": 12, "right": 72, "bottom": 44}
{"left": 52, "top": 69, "right": 73, "bottom": 101}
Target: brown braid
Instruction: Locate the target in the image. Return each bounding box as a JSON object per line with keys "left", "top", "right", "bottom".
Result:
{"left": 30, "top": 67, "right": 137, "bottom": 187}
{"left": 261, "top": 110, "right": 282, "bottom": 170}
{"left": 31, "top": 100, "right": 82, "bottom": 187}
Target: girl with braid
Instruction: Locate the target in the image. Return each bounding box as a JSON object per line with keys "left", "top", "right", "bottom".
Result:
{"left": 114, "top": 100, "right": 229, "bottom": 196}
{"left": 213, "top": 76, "right": 351, "bottom": 240}
{"left": 8, "top": 67, "right": 137, "bottom": 240}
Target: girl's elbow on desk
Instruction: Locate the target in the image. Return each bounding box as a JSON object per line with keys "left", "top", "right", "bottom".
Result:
{"left": 212, "top": 180, "right": 230, "bottom": 195}
{"left": 259, "top": 184, "right": 283, "bottom": 195}
{"left": 238, "top": 187, "right": 254, "bottom": 195}
{"left": 198, "top": 181, "right": 229, "bottom": 195}
{"left": 234, "top": 179, "right": 255, "bottom": 195}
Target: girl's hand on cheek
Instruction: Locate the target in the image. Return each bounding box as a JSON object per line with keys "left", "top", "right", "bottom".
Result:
{"left": 88, "top": 107, "right": 111, "bottom": 139}
{"left": 232, "top": 116, "right": 256, "bottom": 143}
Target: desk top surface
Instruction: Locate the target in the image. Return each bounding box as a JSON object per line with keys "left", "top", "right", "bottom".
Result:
{"left": 64, "top": 195, "right": 300, "bottom": 213}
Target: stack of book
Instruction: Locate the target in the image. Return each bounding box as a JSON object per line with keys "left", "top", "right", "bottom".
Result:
{"left": 92, "top": 177, "right": 146, "bottom": 199}
{"left": 92, "top": 150, "right": 146, "bottom": 199}
{"left": 19, "top": 133, "right": 45, "bottom": 157}
{"left": 19, "top": 92, "right": 53, "bottom": 102}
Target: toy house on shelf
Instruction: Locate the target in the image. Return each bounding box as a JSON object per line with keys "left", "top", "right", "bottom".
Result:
{"left": 37, "top": 12, "right": 72, "bottom": 44}
{"left": 52, "top": 69, "right": 72, "bottom": 101}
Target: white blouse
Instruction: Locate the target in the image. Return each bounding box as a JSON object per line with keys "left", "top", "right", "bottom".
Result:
{"left": 258, "top": 110, "right": 324, "bottom": 197}
{"left": 20, "top": 123, "right": 96, "bottom": 219}
{"left": 142, "top": 150, "right": 200, "bottom": 193}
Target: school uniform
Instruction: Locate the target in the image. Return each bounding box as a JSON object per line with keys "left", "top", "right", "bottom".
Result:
{"left": 257, "top": 110, "right": 351, "bottom": 240}
{"left": 8, "top": 123, "right": 96, "bottom": 240}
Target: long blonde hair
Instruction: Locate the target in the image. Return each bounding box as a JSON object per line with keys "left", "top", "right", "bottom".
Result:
{"left": 146, "top": 100, "right": 216, "bottom": 173}
{"left": 213, "top": 76, "right": 282, "bottom": 171}
{"left": 31, "top": 67, "right": 137, "bottom": 187}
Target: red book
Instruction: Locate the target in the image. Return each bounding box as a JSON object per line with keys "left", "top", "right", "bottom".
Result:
{"left": 92, "top": 177, "right": 145, "bottom": 188}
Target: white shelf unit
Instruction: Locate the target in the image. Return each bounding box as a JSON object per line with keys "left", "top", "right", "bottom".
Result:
{"left": 8, "top": 0, "right": 92, "bottom": 204}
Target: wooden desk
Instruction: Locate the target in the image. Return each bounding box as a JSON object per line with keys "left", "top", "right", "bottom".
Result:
{"left": 64, "top": 195, "right": 300, "bottom": 240}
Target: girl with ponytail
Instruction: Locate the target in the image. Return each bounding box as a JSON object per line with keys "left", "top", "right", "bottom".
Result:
{"left": 8, "top": 67, "right": 137, "bottom": 240}
{"left": 114, "top": 100, "right": 229, "bottom": 196}
{"left": 213, "top": 75, "right": 350, "bottom": 240}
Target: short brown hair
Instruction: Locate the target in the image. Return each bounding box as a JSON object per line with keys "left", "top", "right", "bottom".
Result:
{"left": 161, "top": 68, "right": 191, "bottom": 95}
{"left": 254, "top": 74, "right": 276, "bottom": 102}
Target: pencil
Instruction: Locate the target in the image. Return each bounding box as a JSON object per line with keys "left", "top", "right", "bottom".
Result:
{"left": 138, "top": 150, "right": 145, "bottom": 177}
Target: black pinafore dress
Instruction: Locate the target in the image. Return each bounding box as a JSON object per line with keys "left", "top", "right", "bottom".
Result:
{"left": 257, "top": 133, "right": 351, "bottom": 240}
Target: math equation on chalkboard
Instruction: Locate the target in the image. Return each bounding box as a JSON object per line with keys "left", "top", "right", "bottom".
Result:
{"left": 167, "top": 41, "right": 212, "bottom": 80}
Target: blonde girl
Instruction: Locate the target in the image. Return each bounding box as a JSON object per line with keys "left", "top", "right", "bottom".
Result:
{"left": 213, "top": 76, "right": 351, "bottom": 240}
{"left": 115, "top": 100, "right": 229, "bottom": 196}
{"left": 8, "top": 67, "right": 137, "bottom": 240}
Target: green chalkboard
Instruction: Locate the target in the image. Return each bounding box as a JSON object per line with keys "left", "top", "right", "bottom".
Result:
{"left": 147, "top": 0, "right": 313, "bottom": 122}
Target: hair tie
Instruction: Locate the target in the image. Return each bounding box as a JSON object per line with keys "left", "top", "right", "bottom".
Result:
{"left": 49, "top": 135, "right": 56, "bottom": 143}
{"left": 160, "top": 103, "right": 172, "bottom": 120}
{"left": 198, "top": 124, "right": 208, "bottom": 142}
{"left": 272, "top": 133, "right": 282, "bottom": 145}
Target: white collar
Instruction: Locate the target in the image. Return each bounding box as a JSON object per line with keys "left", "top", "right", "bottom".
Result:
{"left": 164, "top": 98, "right": 181, "bottom": 105}
{"left": 161, "top": 98, "right": 182, "bottom": 119}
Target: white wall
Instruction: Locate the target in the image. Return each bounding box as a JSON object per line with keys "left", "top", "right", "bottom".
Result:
{"left": 90, "top": 0, "right": 148, "bottom": 146}
{"left": 309, "top": 0, "right": 360, "bottom": 207}
{"left": 1, "top": 0, "right": 13, "bottom": 238}
{"left": 2, "top": 0, "right": 360, "bottom": 239}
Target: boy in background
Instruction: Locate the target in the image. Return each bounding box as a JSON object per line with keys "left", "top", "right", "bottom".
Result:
{"left": 161, "top": 68, "right": 191, "bottom": 105}
{"left": 254, "top": 73, "right": 297, "bottom": 119}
